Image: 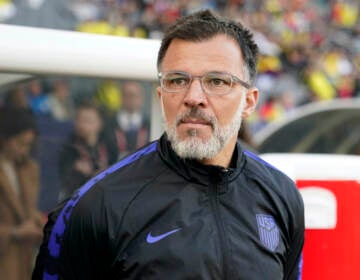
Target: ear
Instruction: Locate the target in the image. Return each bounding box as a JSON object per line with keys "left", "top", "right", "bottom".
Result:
{"left": 156, "top": 86, "right": 162, "bottom": 101}
{"left": 156, "top": 86, "right": 167, "bottom": 121}
{"left": 241, "top": 87, "right": 259, "bottom": 119}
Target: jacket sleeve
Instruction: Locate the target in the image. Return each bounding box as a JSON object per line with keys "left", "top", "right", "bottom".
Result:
{"left": 284, "top": 185, "right": 305, "bottom": 280}
{"left": 32, "top": 185, "right": 111, "bottom": 280}
{"left": 32, "top": 202, "right": 65, "bottom": 280}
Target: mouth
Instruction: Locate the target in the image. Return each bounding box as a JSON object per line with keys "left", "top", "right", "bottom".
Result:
{"left": 180, "top": 118, "right": 211, "bottom": 126}
{"left": 175, "top": 109, "right": 215, "bottom": 130}
{"left": 177, "top": 118, "right": 214, "bottom": 133}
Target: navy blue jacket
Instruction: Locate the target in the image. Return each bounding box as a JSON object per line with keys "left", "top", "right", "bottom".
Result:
{"left": 33, "top": 134, "right": 304, "bottom": 280}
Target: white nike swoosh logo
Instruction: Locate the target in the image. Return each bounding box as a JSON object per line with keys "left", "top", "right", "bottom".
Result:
{"left": 146, "top": 228, "right": 181, "bottom": 244}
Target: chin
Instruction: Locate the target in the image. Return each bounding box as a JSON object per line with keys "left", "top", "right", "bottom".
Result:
{"left": 177, "top": 128, "right": 213, "bottom": 143}
{"left": 171, "top": 133, "right": 223, "bottom": 160}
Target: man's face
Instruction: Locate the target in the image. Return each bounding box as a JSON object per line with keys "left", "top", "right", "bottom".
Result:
{"left": 122, "top": 82, "right": 144, "bottom": 113}
{"left": 157, "top": 34, "right": 258, "bottom": 161}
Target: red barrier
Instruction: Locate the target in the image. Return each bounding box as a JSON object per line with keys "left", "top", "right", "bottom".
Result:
{"left": 297, "top": 180, "right": 360, "bottom": 279}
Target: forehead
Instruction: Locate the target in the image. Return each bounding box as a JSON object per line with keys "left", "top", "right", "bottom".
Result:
{"left": 161, "top": 34, "right": 244, "bottom": 75}
{"left": 77, "top": 108, "right": 100, "bottom": 118}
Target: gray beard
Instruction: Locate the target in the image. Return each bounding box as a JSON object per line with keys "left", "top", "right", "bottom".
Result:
{"left": 163, "top": 96, "right": 245, "bottom": 160}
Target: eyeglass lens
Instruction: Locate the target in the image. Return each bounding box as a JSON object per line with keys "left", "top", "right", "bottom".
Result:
{"left": 161, "top": 72, "right": 234, "bottom": 95}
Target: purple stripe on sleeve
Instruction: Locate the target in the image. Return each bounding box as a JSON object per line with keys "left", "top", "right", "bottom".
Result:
{"left": 43, "top": 142, "right": 157, "bottom": 280}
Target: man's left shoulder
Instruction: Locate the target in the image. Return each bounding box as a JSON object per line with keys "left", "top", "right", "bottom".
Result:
{"left": 242, "top": 150, "right": 300, "bottom": 197}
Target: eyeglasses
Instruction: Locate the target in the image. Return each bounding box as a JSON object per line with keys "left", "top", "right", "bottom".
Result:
{"left": 158, "top": 71, "right": 251, "bottom": 96}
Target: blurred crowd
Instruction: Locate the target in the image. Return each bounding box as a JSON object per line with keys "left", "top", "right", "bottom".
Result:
{"left": 0, "top": 77, "right": 151, "bottom": 203}
{"left": 0, "top": 0, "right": 358, "bottom": 194}
{"left": 0, "top": 76, "right": 151, "bottom": 279}
{"left": 0, "top": 0, "right": 358, "bottom": 199}
{"left": 1, "top": 0, "right": 359, "bottom": 132}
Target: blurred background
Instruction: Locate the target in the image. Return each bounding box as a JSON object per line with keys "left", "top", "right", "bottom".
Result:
{"left": 0, "top": 0, "right": 359, "bottom": 212}
{"left": 0, "top": 1, "right": 359, "bottom": 279}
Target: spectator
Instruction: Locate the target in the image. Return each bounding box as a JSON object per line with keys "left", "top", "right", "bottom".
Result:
{"left": 93, "top": 79, "right": 122, "bottom": 118}
{"left": 58, "top": 101, "right": 109, "bottom": 199}
{"left": 2, "top": 85, "right": 31, "bottom": 111}
{"left": 46, "top": 78, "right": 74, "bottom": 122}
{"left": 103, "top": 80, "right": 150, "bottom": 163}
{"left": 25, "top": 79, "right": 50, "bottom": 116}
{"left": 0, "top": 108, "right": 44, "bottom": 280}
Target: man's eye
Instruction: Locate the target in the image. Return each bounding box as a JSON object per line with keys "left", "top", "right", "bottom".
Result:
{"left": 211, "top": 78, "right": 224, "bottom": 86}
{"left": 168, "top": 77, "right": 188, "bottom": 87}
{"left": 208, "top": 78, "right": 229, "bottom": 87}
{"left": 172, "top": 78, "right": 186, "bottom": 85}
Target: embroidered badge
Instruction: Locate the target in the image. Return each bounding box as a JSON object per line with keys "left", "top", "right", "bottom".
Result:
{"left": 256, "top": 214, "right": 279, "bottom": 251}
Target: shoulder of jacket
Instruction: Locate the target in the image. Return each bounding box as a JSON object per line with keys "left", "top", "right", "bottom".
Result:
{"left": 243, "top": 151, "right": 286, "bottom": 178}
{"left": 243, "top": 150, "right": 300, "bottom": 197}
{"left": 72, "top": 141, "right": 162, "bottom": 207}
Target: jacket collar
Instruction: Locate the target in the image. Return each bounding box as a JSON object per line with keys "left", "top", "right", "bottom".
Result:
{"left": 157, "top": 134, "right": 246, "bottom": 189}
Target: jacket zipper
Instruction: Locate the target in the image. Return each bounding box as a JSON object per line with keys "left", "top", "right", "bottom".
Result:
{"left": 209, "top": 171, "right": 231, "bottom": 280}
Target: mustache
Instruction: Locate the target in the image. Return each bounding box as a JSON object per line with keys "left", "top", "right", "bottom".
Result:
{"left": 175, "top": 107, "right": 216, "bottom": 128}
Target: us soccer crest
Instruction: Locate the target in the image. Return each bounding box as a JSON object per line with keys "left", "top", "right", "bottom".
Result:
{"left": 256, "top": 214, "right": 279, "bottom": 251}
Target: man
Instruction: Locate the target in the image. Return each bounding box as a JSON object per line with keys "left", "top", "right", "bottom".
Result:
{"left": 0, "top": 108, "right": 44, "bottom": 280}
{"left": 104, "top": 81, "right": 150, "bottom": 163}
{"left": 33, "top": 10, "right": 304, "bottom": 280}
{"left": 46, "top": 78, "right": 74, "bottom": 122}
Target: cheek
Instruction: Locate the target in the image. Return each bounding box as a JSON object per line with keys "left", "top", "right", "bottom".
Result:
{"left": 87, "top": 123, "right": 101, "bottom": 132}
{"left": 213, "top": 100, "right": 241, "bottom": 126}
{"left": 162, "top": 95, "right": 182, "bottom": 124}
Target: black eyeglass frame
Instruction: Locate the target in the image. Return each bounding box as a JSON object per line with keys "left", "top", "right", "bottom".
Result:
{"left": 158, "top": 71, "right": 251, "bottom": 96}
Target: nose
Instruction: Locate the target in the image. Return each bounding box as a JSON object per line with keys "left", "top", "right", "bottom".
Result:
{"left": 183, "top": 78, "right": 208, "bottom": 108}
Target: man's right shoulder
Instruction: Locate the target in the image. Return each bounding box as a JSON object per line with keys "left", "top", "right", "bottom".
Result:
{"left": 81, "top": 141, "right": 161, "bottom": 197}
{"left": 51, "top": 141, "right": 163, "bottom": 218}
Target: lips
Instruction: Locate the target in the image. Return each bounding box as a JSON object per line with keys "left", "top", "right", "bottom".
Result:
{"left": 180, "top": 118, "right": 210, "bottom": 125}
